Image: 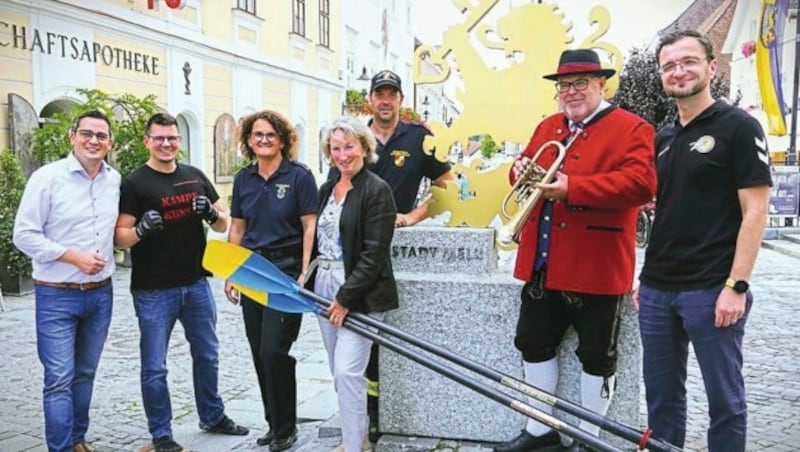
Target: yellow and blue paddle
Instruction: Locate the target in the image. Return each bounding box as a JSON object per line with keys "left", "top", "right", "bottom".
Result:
{"left": 201, "top": 240, "right": 675, "bottom": 451}
{"left": 203, "top": 240, "right": 320, "bottom": 313}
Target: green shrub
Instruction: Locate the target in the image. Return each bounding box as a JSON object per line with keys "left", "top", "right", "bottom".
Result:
{"left": 480, "top": 134, "right": 498, "bottom": 159}
{"left": 0, "top": 149, "right": 32, "bottom": 277}
{"left": 611, "top": 47, "right": 739, "bottom": 129}
{"left": 32, "top": 88, "right": 160, "bottom": 177}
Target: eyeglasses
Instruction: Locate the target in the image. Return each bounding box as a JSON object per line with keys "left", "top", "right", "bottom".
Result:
{"left": 657, "top": 57, "right": 708, "bottom": 75}
{"left": 251, "top": 132, "right": 279, "bottom": 142}
{"left": 554, "top": 78, "right": 591, "bottom": 93}
{"left": 147, "top": 135, "right": 181, "bottom": 144}
{"left": 76, "top": 129, "right": 111, "bottom": 142}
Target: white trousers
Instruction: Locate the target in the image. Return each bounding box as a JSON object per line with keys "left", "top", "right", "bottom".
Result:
{"left": 318, "top": 315, "right": 382, "bottom": 452}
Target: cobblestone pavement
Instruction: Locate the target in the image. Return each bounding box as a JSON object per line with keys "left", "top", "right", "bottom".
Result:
{"left": 1, "top": 247, "right": 798, "bottom": 451}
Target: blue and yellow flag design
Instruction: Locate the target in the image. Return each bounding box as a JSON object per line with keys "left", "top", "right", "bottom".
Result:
{"left": 756, "top": 0, "right": 789, "bottom": 136}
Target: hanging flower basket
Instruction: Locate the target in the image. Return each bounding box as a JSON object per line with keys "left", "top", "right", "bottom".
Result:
{"left": 741, "top": 40, "right": 755, "bottom": 59}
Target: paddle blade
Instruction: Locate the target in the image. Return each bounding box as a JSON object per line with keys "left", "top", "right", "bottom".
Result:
{"left": 232, "top": 282, "right": 268, "bottom": 305}
{"left": 264, "top": 292, "right": 319, "bottom": 314}
{"left": 204, "top": 240, "right": 300, "bottom": 294}
{"left": 204, "top": 240, "right": 251, "bottom": 279}
{"left": 204, "top": 240, "right": 320, "bottom": 314}
{"left": 231, "top": 281, "right": 318, "bottom": 314}
{"left": 232, "top": 283, "right": 315, "bottom": 313}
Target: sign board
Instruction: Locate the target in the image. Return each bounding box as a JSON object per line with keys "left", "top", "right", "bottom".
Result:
{"left": 769, "top": 167, "right": 800, "bottom": 216}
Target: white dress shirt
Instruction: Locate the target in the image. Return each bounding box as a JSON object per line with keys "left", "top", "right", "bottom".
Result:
{"left": 13, "top": 152, "right": 120, "bottom": 283}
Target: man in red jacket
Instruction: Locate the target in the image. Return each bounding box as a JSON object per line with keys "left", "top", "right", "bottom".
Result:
{"left": 494, "top": 49, "right": 656, "bottom": 452}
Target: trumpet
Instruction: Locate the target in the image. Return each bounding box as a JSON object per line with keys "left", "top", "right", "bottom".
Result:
{"left": 498, "top": 140, "right": 568, "bottom": 245}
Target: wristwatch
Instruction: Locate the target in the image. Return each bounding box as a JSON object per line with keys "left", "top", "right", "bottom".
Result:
{"left": 725, "top": 278, "right": 749, "bottom": 294}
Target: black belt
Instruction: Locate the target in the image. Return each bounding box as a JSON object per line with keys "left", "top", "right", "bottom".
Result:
{"left": 256, "top": 246, "right": 301, "bottom": 261}
{"left": 34, "top": 277, "right": 112, "bottom": 291}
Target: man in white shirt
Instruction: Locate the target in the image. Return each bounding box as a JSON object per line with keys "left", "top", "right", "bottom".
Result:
{"left": 14, "top": 109, "right": 121, "bottom": 452}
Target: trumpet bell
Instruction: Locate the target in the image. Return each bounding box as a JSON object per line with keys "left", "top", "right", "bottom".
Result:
{"left": 498, "top": 140, "right": 568, "bottom": 245}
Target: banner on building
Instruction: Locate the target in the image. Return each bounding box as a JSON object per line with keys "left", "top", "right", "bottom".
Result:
{"left": 756, "top": 0, "right": 789, "bottom": 136}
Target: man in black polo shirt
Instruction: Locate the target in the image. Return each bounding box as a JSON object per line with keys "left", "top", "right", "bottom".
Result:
{"left": 367, "top": 70, "right": 453, "bottom": 440}
{"left": 636, "top": 30, "right": 771, "bottom": 452}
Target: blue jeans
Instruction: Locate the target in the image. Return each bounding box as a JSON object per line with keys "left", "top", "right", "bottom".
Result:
{"left": 35, "top": 284, "right": 113, "bottom": 452}
{"left": 132, "top": 278, "right": 225, "bottom": 440}
{"left": 638, "top": 284, "right": 752, "bottom": 452}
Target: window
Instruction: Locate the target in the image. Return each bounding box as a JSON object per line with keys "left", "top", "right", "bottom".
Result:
{"left": 292, "top": 0, "right": 306, "bottom": 36}
{"left": 236, "top": 0, "right": 256, "bottom": 15}
{"left": 319, "top": 0, "right": 330, "bottom": 47}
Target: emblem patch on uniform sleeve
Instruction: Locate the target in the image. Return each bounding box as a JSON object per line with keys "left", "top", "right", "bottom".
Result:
{"left": 275, "top": 184, "right": 290, "bottom": 199}
{"left": 391, "top": 150, "right": 410, "bottom": 167}
{"left": 689, "top": 135, "right": 715, "bottom": 154}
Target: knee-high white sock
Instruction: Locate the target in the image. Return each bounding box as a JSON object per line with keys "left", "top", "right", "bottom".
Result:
{"left": 523, "top": 358, "right": 559, "bottom": 436}
{"left": 579, "top": 372, "right": 616, "bottom": 436}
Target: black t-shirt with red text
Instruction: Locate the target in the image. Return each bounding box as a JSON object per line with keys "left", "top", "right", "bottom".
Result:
{"left": 120, "top": 163, "right": 220, "bottom": 290}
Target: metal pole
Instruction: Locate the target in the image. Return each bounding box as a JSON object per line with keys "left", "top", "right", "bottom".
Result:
{"left": 789, "top": 10, "right": 800, "bottom": 159}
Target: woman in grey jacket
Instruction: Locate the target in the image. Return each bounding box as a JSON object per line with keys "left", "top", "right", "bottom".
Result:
{"left": 312, "top": 116, "right": 398, "bottom": 452}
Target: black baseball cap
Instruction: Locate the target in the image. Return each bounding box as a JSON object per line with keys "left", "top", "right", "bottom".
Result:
{"left": 370, "top": 70, "right": 403, "bottom": 94}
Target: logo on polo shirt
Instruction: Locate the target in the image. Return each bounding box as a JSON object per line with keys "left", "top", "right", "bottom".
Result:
{"left": 275, "top": 184, "right": 290, "bottom": 199}
{"left": 391, "top": 150, "right": 410, "bottom": 167}
{"left": 689, "top": 135, "right": 715, "bottom": 154}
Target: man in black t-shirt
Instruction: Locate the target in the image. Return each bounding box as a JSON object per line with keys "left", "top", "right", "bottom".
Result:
{"left": 636, "top": 31, "right": 771, "bottom": 452}
{"left": 115, "top": 113, "right": 249, "bottom": 452}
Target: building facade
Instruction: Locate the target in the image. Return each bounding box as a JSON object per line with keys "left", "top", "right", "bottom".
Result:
{"left": 724, "top": 0, "right": 798, "bottom": 154}
{"left": 1, "top": 0, "right": 345, "bottom": 195}
{"left": 340, "top": 0, "right": 415, "bottom": 106}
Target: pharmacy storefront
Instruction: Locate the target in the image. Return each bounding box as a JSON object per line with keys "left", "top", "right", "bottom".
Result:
{"left": 1, "top": 0, "right": 342, "bottom": 191}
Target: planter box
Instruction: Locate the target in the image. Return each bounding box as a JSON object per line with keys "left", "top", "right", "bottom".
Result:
{"left": 0, "top": 269, "right": 34, "bottom": 296}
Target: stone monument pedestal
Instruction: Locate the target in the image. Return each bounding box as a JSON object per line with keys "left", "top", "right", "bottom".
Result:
{"left": 378, "top": 226, "right": 641, "bottom": 450}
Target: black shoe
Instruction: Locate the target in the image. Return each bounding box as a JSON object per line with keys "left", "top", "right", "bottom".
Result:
{"left": 200, "top": 415, "right": 250, "bottom": 436}
{"left": 269, "top": 428, "right": 298, "bottom": 452}
{"left": 493, "top": 430, "right": 561, "bottom": 452}
{"left": 153, "top": 437, "right": 184, "bottom": 452}
{"left": 562, "top": 440, "right": 594, "bottom": 452}
{"left": 256, "top": 431, "right": 274, "bottom": 447}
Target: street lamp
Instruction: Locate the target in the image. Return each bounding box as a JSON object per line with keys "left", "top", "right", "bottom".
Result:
{"left": 357, "top": 66, "right": 370, "bottom": 81}
{"left": 423, "top": 110, "right": 429, "bottom": 122}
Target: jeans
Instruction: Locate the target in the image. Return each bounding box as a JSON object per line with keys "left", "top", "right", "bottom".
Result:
{"left": 638, "top": 284, "right": 752, "bottom": 452}
{"left": 35, "top": 284, "right": 113, "bottom": 452}
{"left": 132, "top": 278, "right": 225, "bottom": 440}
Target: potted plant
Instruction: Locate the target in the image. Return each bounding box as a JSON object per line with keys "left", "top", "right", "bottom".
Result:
{"left": 344, "top": 89, "right": 368, "bottom": 116}
{"left": 0, "top": 149, "right": 33, "bottom": 295}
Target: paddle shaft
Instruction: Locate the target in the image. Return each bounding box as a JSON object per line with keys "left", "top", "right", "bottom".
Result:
{"left": 319, "top": 310, "right": 623, "bottom": 452}
{"left": 306, "top": 291, "right": 680, "bottom": 452}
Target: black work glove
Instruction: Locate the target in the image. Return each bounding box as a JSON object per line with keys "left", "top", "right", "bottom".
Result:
{"left": 192, "top": 195, "right": 219, "bottom": 224}
{"left": 135, "top": 210, "right": 164, "bottom": 239}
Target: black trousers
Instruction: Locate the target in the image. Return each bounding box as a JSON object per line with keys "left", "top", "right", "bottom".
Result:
{"left": 366, "top": 343, "right": 379, "bottom": 417}
{"left": 241, "top": 252, "right": 303, "bottom": 438}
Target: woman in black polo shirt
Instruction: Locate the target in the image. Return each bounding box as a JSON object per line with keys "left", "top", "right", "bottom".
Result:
{"left": 224, "top": 110, "right": 318, "bottom": 451}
